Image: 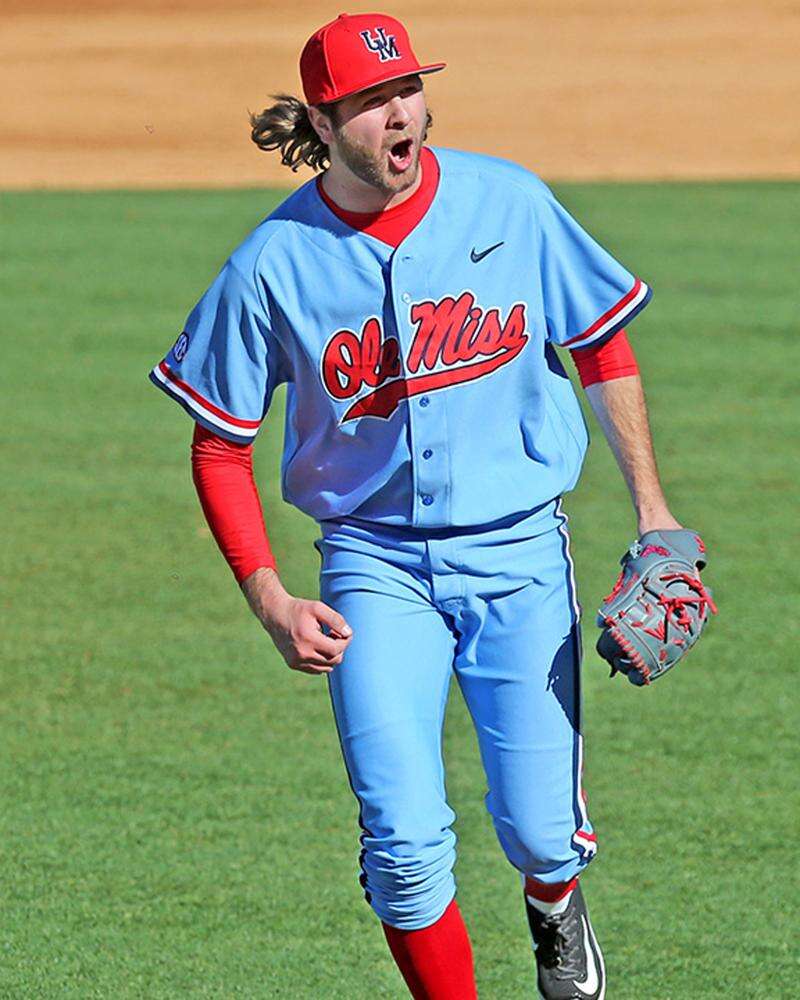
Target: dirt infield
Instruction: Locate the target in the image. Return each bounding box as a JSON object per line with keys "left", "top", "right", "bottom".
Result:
{"left": 2, "top": 0, "right": 797, "bottom": 188}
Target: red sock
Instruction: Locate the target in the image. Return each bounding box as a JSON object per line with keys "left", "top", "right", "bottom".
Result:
{"left": 382, "top": 898, "right": 477, "bottom": 1000}
{"left": 524, "top": 875, "right": 578, "bottom": 915}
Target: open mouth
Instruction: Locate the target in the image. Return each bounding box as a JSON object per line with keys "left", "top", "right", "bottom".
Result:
{"left": 387, "top": 138, "right": 414, "bottom": 172}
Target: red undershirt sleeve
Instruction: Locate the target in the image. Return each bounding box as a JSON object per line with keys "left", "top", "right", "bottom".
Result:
{"left": 569, "top": 329, "right": 640, "bottom": 388}
{"left": 191, "top": 422, "right": 277, "bottom": 584}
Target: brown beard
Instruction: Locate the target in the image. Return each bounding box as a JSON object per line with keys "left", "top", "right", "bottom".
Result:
{"left": 332, "top": 113, "right": 431, "bottom": 196}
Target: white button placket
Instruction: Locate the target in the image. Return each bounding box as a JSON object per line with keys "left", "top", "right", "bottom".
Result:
{"left": 390, "top": 247, "right": 450, "bottom": 527}
{"left": 414, "top": 392, "right": 447, "bottom": 523}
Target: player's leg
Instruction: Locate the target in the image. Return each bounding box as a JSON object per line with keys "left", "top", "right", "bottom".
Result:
{"left": 317, "top": 523, "right": 476, "bottom": 999}
{"left": 450, "top": 508, "right": 604, "bottom": 999}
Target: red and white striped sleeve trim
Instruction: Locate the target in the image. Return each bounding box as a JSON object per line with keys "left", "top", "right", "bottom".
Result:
{"left": 562, "top": 278, "right": 652, "bottom": 349}
{"left": 150, "top": 361, "right": 261, "bottom": 441}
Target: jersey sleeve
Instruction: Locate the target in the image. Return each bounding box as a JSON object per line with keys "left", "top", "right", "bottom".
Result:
{"left": 149, "top": 261, "right": 284, "bottom": 444}
{"left": 536, "top": 186, "right": 652, "bottom": 350}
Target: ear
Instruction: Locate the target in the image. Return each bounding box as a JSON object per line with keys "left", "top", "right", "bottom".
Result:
{"left": 307, "top": 105, "right": 335, "bottom": 145}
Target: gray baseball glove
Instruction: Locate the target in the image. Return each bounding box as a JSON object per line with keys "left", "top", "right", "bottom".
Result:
{"left": 596, "top": 529, "right": 717, "bottom": 686}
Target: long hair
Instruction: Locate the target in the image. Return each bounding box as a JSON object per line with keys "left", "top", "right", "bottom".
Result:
{"left": 249, "top": 94, "right": 434, "bottom": 173}
{"left": 249, "top": 95, "right": 335, "bottom": 173}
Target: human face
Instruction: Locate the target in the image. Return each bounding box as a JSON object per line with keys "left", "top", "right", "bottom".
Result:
{"left": 327, "top": 75, "right": 428, "bottom": 197}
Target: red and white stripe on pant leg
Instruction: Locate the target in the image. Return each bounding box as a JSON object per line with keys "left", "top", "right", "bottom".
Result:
{"left": 571, "top": 735, "right": 597, "bottom": 860}
{"left": 554, "top": 501, "right": 598, "bottom": 865}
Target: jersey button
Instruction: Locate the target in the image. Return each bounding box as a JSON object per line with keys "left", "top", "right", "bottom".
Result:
{"left": 401, "top": 292, "right": 411, "bottom": 303}
{"left": 422, "top": 448, "right": 433, "bottom": 459}
{"left": 421, "top": 494, "right": 434, "bottom": 506}
{"left": 419, "top": 396, "right": 430, "bottom": 407}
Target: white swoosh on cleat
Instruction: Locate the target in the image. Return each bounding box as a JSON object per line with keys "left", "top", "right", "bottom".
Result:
{"left": 574, "top": 916, "right": 599, "bottom": 996}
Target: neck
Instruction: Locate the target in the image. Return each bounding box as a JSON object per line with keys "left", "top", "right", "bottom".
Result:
{"left": 321, "top": 158, "right": 423, "bottom": 214}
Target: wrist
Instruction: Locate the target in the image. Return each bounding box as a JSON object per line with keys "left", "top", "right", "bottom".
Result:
{"left": 636, "top": 507, "right": 683, "bottom": 535}
{"left": 241, "top": 566, "right": 291, "bottom": 625}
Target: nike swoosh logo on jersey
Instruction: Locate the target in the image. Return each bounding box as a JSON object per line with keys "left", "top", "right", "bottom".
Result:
{"left": 574, "top": 916, "right": 600, "bottom": 996}
{"left": 470, "top": 241, "right": 504, "bottom": 263}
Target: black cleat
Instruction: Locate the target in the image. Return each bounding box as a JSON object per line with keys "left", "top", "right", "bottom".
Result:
{"left": 525, "top": 883, "right": 605, "bottom": 1000}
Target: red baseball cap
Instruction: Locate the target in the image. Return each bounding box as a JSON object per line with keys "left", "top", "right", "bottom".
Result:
{"left": 300, "top": 12, "right": 446, "bottom": 106}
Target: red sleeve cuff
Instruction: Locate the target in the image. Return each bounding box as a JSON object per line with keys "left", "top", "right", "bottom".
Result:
{"left": 570, "top": 329, "right": 639, "bottom": 388}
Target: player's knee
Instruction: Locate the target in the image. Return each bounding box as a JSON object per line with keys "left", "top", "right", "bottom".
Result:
{"left": 493, "top": 813, "right": 579, "bottom": 874}
{"left": 360, "top": 832, "right": 457, "bottom": 929}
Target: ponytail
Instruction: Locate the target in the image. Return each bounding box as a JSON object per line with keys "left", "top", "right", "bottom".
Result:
{"left": 249, "top": 94, "right": 333, "bottom": 173}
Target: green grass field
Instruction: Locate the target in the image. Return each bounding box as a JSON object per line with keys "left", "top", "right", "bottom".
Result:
{"left": 1, "top": 181, "right": 797, "bottom": 998}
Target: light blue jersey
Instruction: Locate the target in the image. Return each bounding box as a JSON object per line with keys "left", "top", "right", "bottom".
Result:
{"left": 149, "top": 147, "right": 650, "bottom": 528}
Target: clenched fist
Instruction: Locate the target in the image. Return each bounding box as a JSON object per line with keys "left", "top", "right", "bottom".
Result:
{"left": 242, "top": 567, "right": 353, "bottom": 675}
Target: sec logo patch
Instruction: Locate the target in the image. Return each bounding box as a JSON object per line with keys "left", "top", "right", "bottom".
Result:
{"left": 172, "top": 331, "right": 190, "bottom": 362}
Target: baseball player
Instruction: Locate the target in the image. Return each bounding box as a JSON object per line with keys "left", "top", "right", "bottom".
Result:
{"left": 149, "top": 13, "right": 703, "bottom": 998}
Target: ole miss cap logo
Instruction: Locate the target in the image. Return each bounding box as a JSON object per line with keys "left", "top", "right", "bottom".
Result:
{"left": 300, "top": 12, "right": 446, "bottom": 105}
{"left": 359, "top": 26, "right": 402, "bottom": 62}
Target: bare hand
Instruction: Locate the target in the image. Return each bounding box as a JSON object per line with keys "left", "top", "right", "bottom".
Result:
{"left": 241, "top": 568, "right": 353, "bottom": 675}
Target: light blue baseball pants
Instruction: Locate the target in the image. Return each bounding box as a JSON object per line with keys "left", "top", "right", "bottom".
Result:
{"left": 316, "top": 500, "right": 596, "bottom": 931}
